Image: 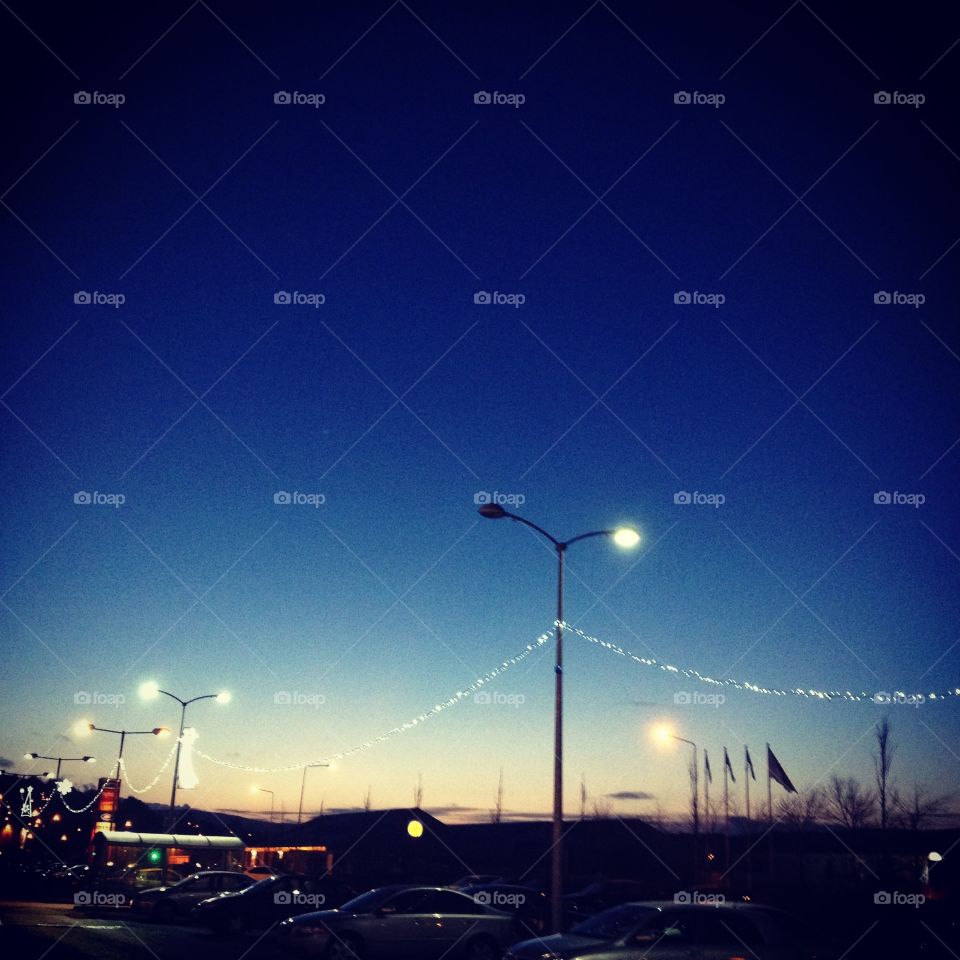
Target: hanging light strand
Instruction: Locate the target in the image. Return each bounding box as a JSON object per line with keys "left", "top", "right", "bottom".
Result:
{"left": 196, "top": 630, "right": 553, "bottom": 773}
{"left": 117, "top": 742, "right": 179, "bottom": 794}
{"left": 60, "top": 784, "right": 106, "bottom": 813}
{"left": 562, "top": 621, "right": 959, "bottom": 704}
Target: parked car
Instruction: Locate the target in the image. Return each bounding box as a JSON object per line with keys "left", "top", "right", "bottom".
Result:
{"left": 561, "top": 881, "right": 650, "bottom": 922}
{"left": 277, "top": 884, "right": 520, "bottom": 959}
{"left": 132, "top": 870, "right": 254, "bottom": 921}
{"left": 461, "top": 883, "right": 550, "bottom": 935}
{"left": 194, "top": 872, "right": 355, "bottom": 934}
{"left": 245, "top": 865, "right": 282, "bottom": 880}
{"left": 504, "top": 900, "right": 811, "bottom": 959}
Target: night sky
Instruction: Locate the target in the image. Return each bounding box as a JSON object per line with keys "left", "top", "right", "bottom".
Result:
{"left": 2, "top": 1, "right": 959, "bottom": 824}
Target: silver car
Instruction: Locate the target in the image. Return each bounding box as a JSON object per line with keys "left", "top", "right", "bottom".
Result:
{"left": 504, "top": 900, "right": 810, "bottom": 960}
{"left": 278, "top": 885, "right": 519, "bottom": 959}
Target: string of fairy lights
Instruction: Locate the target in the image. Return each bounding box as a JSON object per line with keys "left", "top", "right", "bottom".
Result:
{"left": 9, "top": 624, "right": 957, "bottom": 809}
{"left": 117, "top": 742, "right": 180, "bottom": 794}
{"left": 561, "top": 622, "right": 960, "bottom": 703}
{"left": 194, "top": 630, "right": 555, "bottom": 772}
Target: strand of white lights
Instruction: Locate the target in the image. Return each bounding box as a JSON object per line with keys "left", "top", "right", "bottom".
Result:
{"left": 60, "top": 785, "right": 106, "bottom": 814}
{"left": 562, "top": 622, "right": 959, "bottom": 704}
{"left": 196, "top": 630, "right": 554, "bottom": 772}
{"left": 117, "top": 742, "right": 179, "bottom": 794}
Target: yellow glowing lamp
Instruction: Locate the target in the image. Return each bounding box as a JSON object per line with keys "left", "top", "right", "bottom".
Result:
{"left": 407, "top": 819, "right": 424, "bottom": 838}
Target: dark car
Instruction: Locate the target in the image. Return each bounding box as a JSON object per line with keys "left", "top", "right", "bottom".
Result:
{"left": 561, "top": 881, "right": 650, "bottom": 922}
{"left": 504, "top": 900, "right": 811, "bottom": 960}
{"left": 461, "top": 883, "right": 550, "bottom": 936}
{"left": 194, "top": 872, "right": 355, "bottom": 934}
{"left": 277, "top": 884, "right": 520, "bottom": 959}
{"left": 132, "top": 870, "right": 254, "bottom": 922}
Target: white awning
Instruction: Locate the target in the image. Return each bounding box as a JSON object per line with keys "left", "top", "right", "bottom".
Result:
{"left": 95, "top": 831, "right": 244, "bottom": 849}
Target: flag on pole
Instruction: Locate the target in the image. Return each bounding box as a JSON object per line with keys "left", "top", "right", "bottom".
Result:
{"left": 745, "top": 746, "right": 756, "bottom": 780}
{"left": 724, "top": 747, "right": 736, "bottom": 782}
{"left": 767, "top": 745, "right": 797, "bottom": 793}
{"left": 704, "top": 750, "right": 713, "bottom": 784}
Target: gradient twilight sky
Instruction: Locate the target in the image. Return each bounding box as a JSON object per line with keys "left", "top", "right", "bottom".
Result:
{"left": 2, "top": 1, "right": 959, "bottom": 825}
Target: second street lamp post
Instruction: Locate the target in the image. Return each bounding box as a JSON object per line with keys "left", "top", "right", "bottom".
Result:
{"left": 24, "top": 753, "right": 96, "bottom": 779}
{"left": 652, "top": 724, "right": 700, "bottom": 880}
{"left": 138, "top": 682, "right": 231, "bottom": 830}
{"left": 84, "top": 724, "right": 170, "bottom": 804}
{"left": 479, "top": 503, "right": 641, "bottom": 933}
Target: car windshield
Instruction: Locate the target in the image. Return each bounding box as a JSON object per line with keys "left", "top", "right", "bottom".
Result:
{"left": 246, "top": 876, "right": 285, "bottom": 894}
{"left": 339, "top": 889, "right": 396, "bottom": 913}
{"left": 570, "top": 904, "right": 658, "bottom": 940}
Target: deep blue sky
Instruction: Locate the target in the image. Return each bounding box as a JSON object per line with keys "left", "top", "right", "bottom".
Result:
{"left": 2, "top": 1, "right": 959, "bottom": 822}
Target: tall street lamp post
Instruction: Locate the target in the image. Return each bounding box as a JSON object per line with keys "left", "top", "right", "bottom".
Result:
{"left": 479, "top": 503, "right": 641, "bottom": 932}
{"left": 138, "top": 681, "right": 231, "bottom": 829}
{"left": 653, "top": 724, "right": 700, "bottom": 879}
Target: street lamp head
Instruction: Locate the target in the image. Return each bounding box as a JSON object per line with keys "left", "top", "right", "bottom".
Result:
{"left": 82, "top": 756, "right": 96, "bottom": 763}
{"left": 216, "top": 690, "right": 232, "bottom": 704}
{"left": 24, "top": 753, "right": 37, "bottom": 760}
{"left": 139, "top": 680, "right": 160, "bottom": 701}
{"left": 651, "top": 723, "right": 674, "bottom": 746}
{"left": 152, "top": 727, "right": 171, "bottom": 737}
{"left": 612, "top": 527, "right": 641, "bottom": 549}
{"left": 478, "top": 503, "right": 508, "bottom": 519}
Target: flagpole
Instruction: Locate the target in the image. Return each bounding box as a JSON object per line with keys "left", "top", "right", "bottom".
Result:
{"left": 744, "top": 745, "right": 750, "bottom": 821}
{"left": 744, "top": 745, "right": 752, "bottom": 892}
{"left": 723, "top": 750, "right": 730, "bottom": 873}
{"left": 704, "top": 751, "right": 710, "bottom": 838}
{"left": 767, "top": 742, "right": 774, "bottom": 891}
{"left": 766, "top": 742, "right": 773, "bottom": 823}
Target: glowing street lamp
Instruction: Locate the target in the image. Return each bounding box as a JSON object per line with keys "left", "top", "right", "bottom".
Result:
{"left": 139, "top": 681, "right": 230, "bottom": 829}
{"left": 479, "top": 503, "right": 641, "bottom": 932}
{"left": 651, "top": 723, "right": 699, "bottom": 838}
{"left": 24, "top": 753, "right": 95, "bottom": 780}
{"left": 252, "top": 785, "right": 275, "bottom": 823}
